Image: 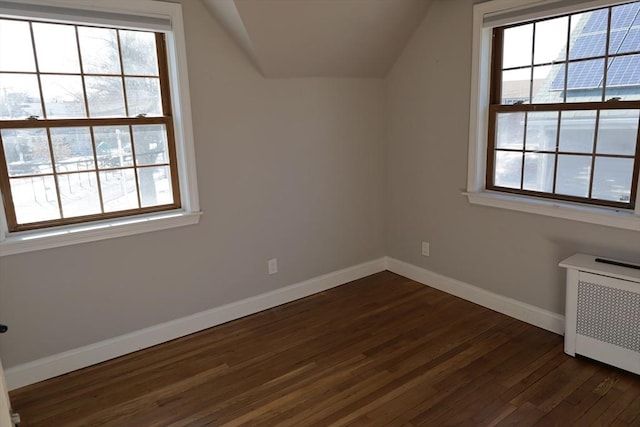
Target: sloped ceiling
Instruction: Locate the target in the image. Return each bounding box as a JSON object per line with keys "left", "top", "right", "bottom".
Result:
{"left": 201, "top": 0, "right": 432, "bottom": 78}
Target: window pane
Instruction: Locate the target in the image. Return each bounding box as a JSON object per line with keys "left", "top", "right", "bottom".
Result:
{"left": 125, "top": 77, "right": 162, "bottom": 117}
{"left": 85, "top": 76, "right": 126, "bottom": 117}
{"left": 41, "top": 75, "right": 86, "bottom": 118}
{"left": 1, "top": 128, "right": 52, "bottom": 176}
{"left": 534, "top": 16, "right": 568, "bottom": 64}
{"left": 94, "top": 126, "right": 133, "bottom": 168}
{"left": 10, "top": 175, "right": 60, "bottom": 223}
{"left": 566, "top": 59, "right": 604, "bottom": 102}
{"left": 569, "top": 32, "right": 607, "bottom": 60}
{"left": 50, "top": 127, "right": 95, "bottom": 172}
{"left": 100, "top": 169, "right": 139, "bottom": 212}
{"left": 592, "top": 157, "right": 634, "bottom": 202}
{"left": 496, "top": 112, "right": 525, "bottom": 149}
{"left": 605, "top": 55, "right": 640, "bottom": 101}
{"left": 558, "top": 110, "right": 596, "bottom": 153}
{"left": 596, "top": 109, "right": 639, "bottom": 155}
{"left": 503, "top": 24, "right": 533, "bottom": 69}
{"left": 532, "top": 64, "right": 565, "bottom": 104}
{"left": 618, "top": 27, "right": 640, "bottom": 54}
{"left": 549, "top": 64, "right": 566, "bottom": 93}
{"left": 78, "top": 27, "right": 121, "bottom": 75}
{"left": 132, "top": 124, "right": 169, "bottom": 165}
{"left": 32, "top": 22, "right": 80, "bottom": 73}
{"left": 501, "top": 68, "right": 530, "bottom": 104}
{"left": 555, "top": 154, "right": 591, "bottom": 197}
{"left": 610, "top": 3, "right": 640, "bottom": 54}
{"left": 120, "top": 30, "right": 158, "bottom": 76}
{"left": 0, "top": 20, "right": 36, "bottom": 72}
{"left": 571, "top": 8, "right": 609, "bottom": 38}
{"left": 0, "top": 73, "right": 43, "bottom": 119}
{"left": 525, "top": 111, "right": 558, "bottom": 151}
{"left": 138, "top": 165, "right": 173, "bottom": 207}
{"left": 58, "top": 172, "right": 101, "bottom": 217}
{"left": 494, "top": 151, "right": 522, "bottom": 189}
{"left": 523, "top": 153, "right": 555, "bottom": 193}
{"left": 610, "top": 3, "right": 639, "bottom": 31}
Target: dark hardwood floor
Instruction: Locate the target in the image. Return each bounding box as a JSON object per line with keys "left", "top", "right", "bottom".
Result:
{"left": 9, "top": 271, "right": 640, "bottom": 426}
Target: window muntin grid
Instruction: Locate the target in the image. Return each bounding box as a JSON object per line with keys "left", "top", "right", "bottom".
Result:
{"left": 0, "top": 18, "right": 180, "bottom": 231}
{"left": 488, "top": 2, "right": 640, "bottom": 208}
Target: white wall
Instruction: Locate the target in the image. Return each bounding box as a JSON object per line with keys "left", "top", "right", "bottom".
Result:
{"left": 0, "top": 0, "right": 386, "bottom": 368}
{"left": 2, "top": 0, "right": 639, "bottom": 373}
{"left": 385, "top": 0, "right": 640, "bottom": 314}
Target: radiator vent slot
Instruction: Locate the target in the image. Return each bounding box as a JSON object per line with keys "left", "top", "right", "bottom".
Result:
{"left": 577, "top": 280, "right": 640, "bottom": 352}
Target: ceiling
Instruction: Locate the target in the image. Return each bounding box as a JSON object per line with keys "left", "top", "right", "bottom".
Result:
{"left": 201, "top": 0, "right": 432, "bottom": 78}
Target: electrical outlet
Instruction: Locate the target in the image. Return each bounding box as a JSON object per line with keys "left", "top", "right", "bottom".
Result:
{"left": 268, "top": 258, "right": 278, "bottom": 274}
{"left": 421, "top": 241, "right": 430, "bottom": 257}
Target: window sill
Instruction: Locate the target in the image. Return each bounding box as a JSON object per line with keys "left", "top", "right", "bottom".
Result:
{"left": 465, "top": 191, "right": 640, "bottom": 231}
{"left": 0, "top": 210, "right": 202, "bottom": 257}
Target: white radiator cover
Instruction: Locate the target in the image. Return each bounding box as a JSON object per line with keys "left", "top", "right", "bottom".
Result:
{"left": 560, "top": 254, "right": 640, "bottom": 375}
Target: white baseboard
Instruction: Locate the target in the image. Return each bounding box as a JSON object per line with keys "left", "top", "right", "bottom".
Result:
{"left": 385, "top": 257, "right": 565, "bottom": 335}
{"left": 6, "top": 256, "right": 565, "bottom": 390}
{"left": 5, "top": 258, "right": 387, "bottom": 391}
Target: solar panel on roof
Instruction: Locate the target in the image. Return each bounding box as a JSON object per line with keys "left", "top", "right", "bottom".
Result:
{"left": 551, "top": 60, "right": 606, "bottom": 90}
{"left": 568, "top": 59, "right": 604, "bottom": 89}
{"left": 523, "top": 2, "right": 640, "bottom": 93}
{"left": 569, "top": 33, "right": 607, "bottom": 59}
{"left": 551, "top": 65, "right": 565, "bottom": 90}
{"left": 606, "top": 54, "right": 640, "bottom": 86}
{"left": 611, "top": 3, "right": 640, "bottom": 29}
{"left": 609, "top": 30, "right": 628, "bottom": 53}
{"left": 619, "top": 28, "right": 640, "bottom": 53}
{"left": 581, "top": 8, "right": 609, "bottom": 32}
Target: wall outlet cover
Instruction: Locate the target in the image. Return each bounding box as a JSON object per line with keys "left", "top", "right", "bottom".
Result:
{"left": 421, "top": 242, "right": 430, "bottom": 257}
{"left": 268, "top": 258, "right": 278, "bottom": 274}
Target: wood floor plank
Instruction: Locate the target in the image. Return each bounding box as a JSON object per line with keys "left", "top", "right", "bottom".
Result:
{"left": 578, "top": 383, "right": 640, "bottom": 426}
{"left": 535, "top": 366, "right": 619, "bottom": 425}
{"left": 615, "top": 393, "right": 640, "bottom": 424}
{"left": 9, "top": 271, "right": 639, "bottom": 426}
{"left": 407, "top": 373, "right": 502, "bottom": 425}
{"left": 509, "top": 357, "right": 598, "bottom": 413}
{"left": 494, "top": 402, "right": 546, "bottom": 427}
{"left": 482, "top": 403, "right": 519, "bottom": 427}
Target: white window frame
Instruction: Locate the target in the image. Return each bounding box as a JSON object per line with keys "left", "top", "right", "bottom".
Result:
{"left": 0, "top": 0, "right": 201, "bottom": 256}
{"left": 467, "top": 0, "right": 640, "bottom": 231}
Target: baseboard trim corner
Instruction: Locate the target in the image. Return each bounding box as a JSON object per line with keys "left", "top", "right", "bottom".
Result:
{"left": 385, "top": 257, "right": 565, "bottom": 335}
{"left": 5, "top": 257, "right": 386, "bottom": 391}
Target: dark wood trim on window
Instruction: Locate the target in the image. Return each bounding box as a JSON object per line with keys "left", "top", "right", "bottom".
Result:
{"left": 486, "top": 3, "right": 640, "bottom": 210}
{"left": 0, "top": 20, "right": 182, "bottom": 232}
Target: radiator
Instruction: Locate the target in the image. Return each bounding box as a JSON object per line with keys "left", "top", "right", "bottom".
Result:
{"left": 560, "top": 253, "right": 640, "bottom": 375}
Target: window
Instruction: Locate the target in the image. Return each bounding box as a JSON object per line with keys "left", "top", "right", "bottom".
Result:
{"left": 489, "top": 2, "right": 640, "bottom": 207}
{"left": 468, "top": 0, "right": 640, "bottom": 230}
{"left": 0, "top": 21, "right": 180, "bottom": 230}
{"left": 0, "top": 0, "right": 200, "bottom": 255}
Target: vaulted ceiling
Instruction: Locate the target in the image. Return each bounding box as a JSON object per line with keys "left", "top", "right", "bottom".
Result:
{"left": 201, "top": 0, "right": 432, "bottom": 78}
